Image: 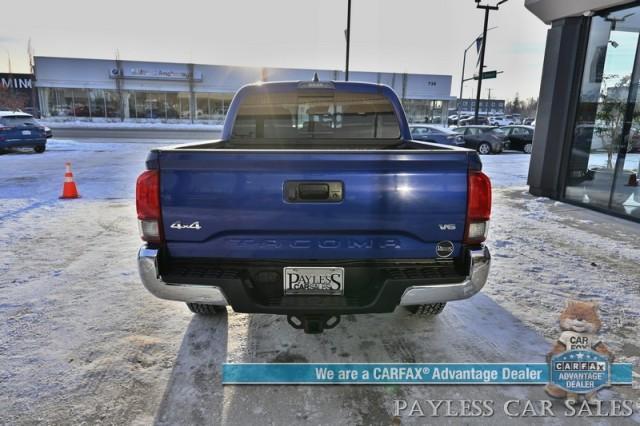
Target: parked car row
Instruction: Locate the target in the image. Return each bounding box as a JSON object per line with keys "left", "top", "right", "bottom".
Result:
{"left": 448, "top": 113, "right": 536, "bottom": 127}
{"left": 448, "top": 115, "right": 490, "bottom": 126}
{"left": 409, "top": 125, "right": 466, "bottom": 147}
{"left": 0, "top": 111, "right": 52, "bottom": 154}
{"left": 410, "top": 124, "right": 535, "bottom": 155}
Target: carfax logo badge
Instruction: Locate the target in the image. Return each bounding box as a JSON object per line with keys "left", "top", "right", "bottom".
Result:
{"left": 550, "top": 350, "right": 610, "bottom": 394}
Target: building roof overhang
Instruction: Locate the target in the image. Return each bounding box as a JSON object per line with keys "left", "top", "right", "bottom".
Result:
{"left": 525, "top": 0, "right": 631, "bottom": 24}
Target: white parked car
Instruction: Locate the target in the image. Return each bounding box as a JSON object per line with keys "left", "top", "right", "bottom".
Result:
{"left": 489, "top": 116, "right": 516, "bottom": 126}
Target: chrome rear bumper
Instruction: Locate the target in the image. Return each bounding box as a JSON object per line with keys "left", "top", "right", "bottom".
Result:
{"left": 137, "top": 245, "right": 490, "bottom": 307}
{"left": 137, "top": 246, "right": 229, "bottom": 305}
{"left": 399, "top": 246, "right": 491, "bottom": 305}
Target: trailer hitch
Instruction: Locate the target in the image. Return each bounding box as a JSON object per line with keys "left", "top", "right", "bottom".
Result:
{"left": 287, "top": 315, "right": 341, "bottom": 334}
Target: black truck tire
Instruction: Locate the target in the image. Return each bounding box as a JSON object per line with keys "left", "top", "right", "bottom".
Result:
{"left": 34, "top": 145, "right": 46, "bottom": 153}
{"left": 405, "top": 303, "right": 447, "bottom": 316}
{"left": 186, "top": 303, "right": 226, "bottom": 315}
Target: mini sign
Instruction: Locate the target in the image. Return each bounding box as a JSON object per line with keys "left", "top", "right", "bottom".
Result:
{"left": 0, "top": 74, "right": 33, "bottom": 89}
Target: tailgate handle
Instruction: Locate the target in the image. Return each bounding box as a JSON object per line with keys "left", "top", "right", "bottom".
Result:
{"left": 285, "top": 181, "right": 343, "bottom": 202}
{"left": 299, "top": 183, "right": 329, "bottom": 200}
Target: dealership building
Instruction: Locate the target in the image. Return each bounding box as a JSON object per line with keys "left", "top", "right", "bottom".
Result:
{"left": 32, "top": 56, "right": 453, "bottom": 125}
{"left": 526, "top": 0, "right": 640, "bottom": 221}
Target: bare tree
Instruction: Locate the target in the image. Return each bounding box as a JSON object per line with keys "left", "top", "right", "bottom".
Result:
{"left": 0, "top": 85, "right": 29, "bottom": 111}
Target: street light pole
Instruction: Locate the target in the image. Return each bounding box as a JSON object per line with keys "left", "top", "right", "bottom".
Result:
{"left": 473, "top": 0, "right": 508, "bottom": 123}
{"left": 459, "top": 27, "right": 496, "bottom": 107}
{"left": 345, "top": 0, "right": 352, "bottom": 81}
{"left": 474, "top": 7, "right": 490, "bottom": 123}
{"left": 459, "top": 45, "right": 469, "bottom": 102}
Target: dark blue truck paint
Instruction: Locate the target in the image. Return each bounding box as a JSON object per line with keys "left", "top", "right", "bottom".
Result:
{"left": 159, "top": 151, "right": 468, "bottom": 259}
{"left": 137, "top": 80, "right": 491, "bottom": 333}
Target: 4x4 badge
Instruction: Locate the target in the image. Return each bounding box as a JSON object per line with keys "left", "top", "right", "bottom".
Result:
{"left": 170, "top": 221, "right": 202, "bottom": 230}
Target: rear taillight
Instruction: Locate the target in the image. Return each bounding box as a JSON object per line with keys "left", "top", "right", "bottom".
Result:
{"left": 465, "top": 170, "right": 492, "bottom": 244}
{"left": 136, "top": 170, "right": 162, "bottom": 243}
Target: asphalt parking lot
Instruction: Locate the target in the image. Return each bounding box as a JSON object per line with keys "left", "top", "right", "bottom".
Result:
{"left": 1, "top": 139, "right": 638, "bottom": 425}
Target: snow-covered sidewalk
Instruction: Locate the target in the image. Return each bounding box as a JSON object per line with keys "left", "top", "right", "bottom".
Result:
{"left": 41, "top": 120, "right": 224, "bottom": 132}
{"left": 487, "top": 187, "right": 640, "bottom": 398}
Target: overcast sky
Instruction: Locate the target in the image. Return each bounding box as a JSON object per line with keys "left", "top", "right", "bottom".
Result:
{"left": 0, "top": 0, "right": 548, "bottom": 100}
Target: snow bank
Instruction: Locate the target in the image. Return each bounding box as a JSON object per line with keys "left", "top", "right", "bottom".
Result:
{"left": 41, "top": 120, "right": 224, "bottom": 131}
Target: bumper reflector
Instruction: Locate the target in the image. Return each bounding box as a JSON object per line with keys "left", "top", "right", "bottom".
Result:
{"left": 138, "top": 219, "right": 160, "bottom": 242}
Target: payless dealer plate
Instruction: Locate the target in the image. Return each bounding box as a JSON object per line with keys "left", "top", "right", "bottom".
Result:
{"left": 283, "top": 267, "right": 344, "bottom": 295}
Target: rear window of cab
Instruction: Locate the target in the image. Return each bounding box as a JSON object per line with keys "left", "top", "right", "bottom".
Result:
{"left": 231, "top": 91, "right": 401, "bottom": 140}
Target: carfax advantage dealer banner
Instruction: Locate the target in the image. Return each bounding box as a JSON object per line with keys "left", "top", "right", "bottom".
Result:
{"left": 223, "top": 361, "right": 633, "bottom": 385}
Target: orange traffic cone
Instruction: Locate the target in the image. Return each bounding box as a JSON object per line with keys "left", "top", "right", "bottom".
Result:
{"left": 60, "top": 162, "right": 80, "bottom": 199}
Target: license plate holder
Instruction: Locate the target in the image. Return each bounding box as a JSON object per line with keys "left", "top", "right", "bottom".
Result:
{"left": 22, "top": 130, "right": 31, "bottom": 135}
{"left": 283, "top": 267, "right": 344, "bottom": 295}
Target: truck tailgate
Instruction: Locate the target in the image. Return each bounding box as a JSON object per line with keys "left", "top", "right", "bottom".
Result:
{"left": 158, "top": 150, "right": 469, "bottom": 260}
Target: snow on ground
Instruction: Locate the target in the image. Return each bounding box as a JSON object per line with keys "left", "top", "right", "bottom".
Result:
{"left": 481, "top": 152, "right": 532, "bottom": 188}
{"left": 0, "top": 139, "right": 172, "bottom": 202}
{"left": 0, "top": 143, "right": 639, "bottom": 425}
{"left": 487, "top": 189, "right": 640, "bottom": 381}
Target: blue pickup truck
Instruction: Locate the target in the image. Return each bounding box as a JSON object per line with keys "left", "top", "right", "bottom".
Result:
{"left": 137, "top": 79, "right": 492, "bottom": 333}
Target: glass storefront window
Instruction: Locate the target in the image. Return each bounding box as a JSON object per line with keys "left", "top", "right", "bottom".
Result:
{"left": 124, "top": 91, "right": 192, "bottom": 121}
{"left": 74, "top": 89, "right": 90, "bottom": 117}
{"left": 196, "top": 94, "right": 211, "bottom": 120}
{"left": 403, "top": 99, "right": 428, "bottom": 124}
{"left": 44, "top": 88, "right": 74, "bottom": 118}
{"left": 131, "top": 92, "right": 165, "bottom": 119}
{"left": 431, "top": 100, "right": 443, "bottom": 124}
{"left": 127, "top": 92, "right": 136, "bottom": 119}
{"left": 178, "top": 92, "right": 191, "bottom": 120}
{"left": 565, "top": 6, "right": 640, "bottom": 219}
{"left": 215, "top": 95, "right": 231, "bottom": 120}
{"left": 403, "top": 99, "right": 445, "bottom": 124}
{"left": 40, "top": 88, "right": 234, "bottom": 122}
{"left": 196, "top": 93, "right": 231, "bottom": 122}
{"left": 165, "top": 93, "right": 180, "bottom": 119}
{"left": 41, "top": 88, "right": 121, "bottom": 119}
{"left": 89, "top": 90, "right": 106, "bottom": 118}
{"left": 105, "top": 91, "right": 120, "bottom": 118}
